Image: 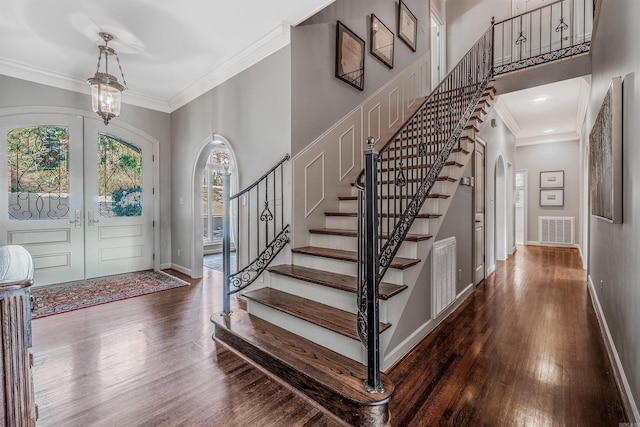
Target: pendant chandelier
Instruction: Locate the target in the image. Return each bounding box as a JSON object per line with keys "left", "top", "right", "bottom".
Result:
{"left": 88, "top": 33, "right": 127, "bottom": 126}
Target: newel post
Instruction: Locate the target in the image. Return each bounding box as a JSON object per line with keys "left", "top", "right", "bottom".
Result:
{"left": 222, "top": 165, "right": 232, "bottom": 315}
{"left": 363, "top": 136, "right": 382, "bottom": 393}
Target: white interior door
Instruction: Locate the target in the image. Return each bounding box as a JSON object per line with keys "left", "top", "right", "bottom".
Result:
{"left": 474, "top": 141, "right": 486, "bottom": 285}
{"left": 83, "top": 119, "right": 154, "bottom": 278}
{"left": 0, "top": 114, "right": 85, "bottom": 285}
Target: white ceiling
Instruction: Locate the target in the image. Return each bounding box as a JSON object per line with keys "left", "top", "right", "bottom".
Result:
{"left": 495, "top": 76, "right": 591, "bottom": 146}
{"left": 0, "top": 0, "right": 334, "bottom": 113}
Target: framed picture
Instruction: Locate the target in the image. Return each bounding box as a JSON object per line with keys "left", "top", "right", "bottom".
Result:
{"left": 540, "top": 170, "right": 564, "bottom": 188}
{"left": 589, "top": 76, "right": 623, "bottom": 223}
{"left": 370, "top": 14, "right": 394, "bottom": 69}
{"left": 398, "top": 1, "right": 417, "bottom": 52}
{"left": 335, "top": 21, "right": 365, "bottom": 91}
{"left": 540, "top": 189, "right": 564, "bottom": 207}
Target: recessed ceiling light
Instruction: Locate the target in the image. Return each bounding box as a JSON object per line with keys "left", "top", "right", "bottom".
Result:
{"left": 544, "top": 129, "right": 554, "bottom": 133}
{"left": 533, "top": 96, "right": 548, "bottom": 102}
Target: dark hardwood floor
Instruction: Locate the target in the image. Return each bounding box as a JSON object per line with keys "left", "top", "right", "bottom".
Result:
{"left": 32, "top": 246, "right": 626, "bottom": 426}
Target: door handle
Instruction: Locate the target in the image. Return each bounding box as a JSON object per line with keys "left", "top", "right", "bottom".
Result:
{"left": 87, "top": 210, "right": 100, "bottom": 228}
{"left": 69, "top": 209, "right": 82, "bottom": 228}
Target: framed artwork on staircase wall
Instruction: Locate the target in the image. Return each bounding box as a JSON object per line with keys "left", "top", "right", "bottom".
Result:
{"left": 398, "top": 1, "right": 417, "bottom": 52}
{"left": 589, "top": 76, "right": 623, "bottom": 223}
{"left": 370, "top": 14, "right": 394, "bottom": 69}
{"left": 335, "top": 21, "right": 365, "bottom": 91}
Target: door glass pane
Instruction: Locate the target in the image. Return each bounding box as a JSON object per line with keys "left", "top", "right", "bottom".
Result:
{"left": 98, "top": 133, "right": 142, "bottom": 217}
{"left": 7, "top": 126, "right": 70, "bottom": 220}
{"left": 203, "top": 147, "right": 230, "bottom": 243}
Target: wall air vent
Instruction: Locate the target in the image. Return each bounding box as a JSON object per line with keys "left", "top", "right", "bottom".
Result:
{"left": 539, "top": 216, "right": 574, "bottom": 245}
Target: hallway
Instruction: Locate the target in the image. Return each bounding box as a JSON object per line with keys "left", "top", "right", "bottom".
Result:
{"left": 388, "top": 245, "right": 626, "bottom": 425}
{"left": 31, "top": 246, "right": 626, "bottom": 425}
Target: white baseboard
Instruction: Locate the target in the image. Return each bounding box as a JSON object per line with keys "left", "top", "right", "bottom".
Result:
{"left": 170, "top": 263, "right": 192, "bottom": 277}
{"left": 382, "top": 319, "right": 435, "bottom": 371}
{"left": 577, "top": 244, "right": 587, "bottom": 270}
{"left": 527, "top": 241, "right": 580, "bottom": 249}
{"left": 487, "top": 264, "right": 496, "bottom": 275}
{"left": 587, "top": 275, "right": 639, "bottom": 422}
{"left": 383, "top": 283, "right": 475, "bottom": 371}
{"left": 160, "top": 263, "right": 172, "bottom": 270}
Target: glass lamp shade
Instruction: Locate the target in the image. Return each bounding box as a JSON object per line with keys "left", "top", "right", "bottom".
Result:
{"left": 88, "top": 72, "right": 125, "bottom": 125}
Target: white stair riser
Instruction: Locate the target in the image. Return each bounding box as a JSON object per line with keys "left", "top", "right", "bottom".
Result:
{"left": 269, "top": 274, "right": 390, "bottom": 323}
{"left": 310, "top": 233, "right": 418, "bottom": 259}
{"left": 246, "top": 300, "right": 364, "bottom": 363}
{"left": 339, "top": 197, "right": 443, "bottom": 213}
{"left": 379, "top": 180, "right": 452, "bottom": 196}
{"left": 292, "top": 253, "right": 405, "bottom": 285}
{"left": 325, "top": 215, "right": 432, "bottom": 235}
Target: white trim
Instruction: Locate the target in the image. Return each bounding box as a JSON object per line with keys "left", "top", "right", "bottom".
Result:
{"left": 191, "top": 134, "right": 240, "bottom": 278}
{"left": 0, "top": 23, "right": 296, "bottom": 114}
{"left": 291, "top": 53, "right": 430, "bottom": 162}
{"left": 487, "top": 264, "right": 496, "bottom": 275}
{"left": 576, "top": 244, "right": 587, "bottom": 270}
{"left": 587, "top": 276, "right": 640, "bottom": 423}
{"left": 0, "top": 106, "right": 162, "bottom": 271}
{"left": 526, "top": 241, "right": 580, "bottom": 249}
{"left": 383, "top": 283, "right": 475, "bottom": 371}
{"left": 0, "top": 57, "right": 171, "bottom": 113}
{"left": 516, "top": 131, "right": 580, "bottom": 146}
{"left": 494, "top": 97, "right": 521, "bottom": 136}
{"left": 168, "top": 24, "right": 291, "bottom": 112}
{"left": 170, "top": 263, "right": 192, "bottom": 277}
{"left": 160, "top": 263, "right": 172, "bottom": 270}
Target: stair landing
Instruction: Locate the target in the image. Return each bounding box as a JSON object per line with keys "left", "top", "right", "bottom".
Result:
{"left": 212, "top": 310, "right": 394, "bottom": 427}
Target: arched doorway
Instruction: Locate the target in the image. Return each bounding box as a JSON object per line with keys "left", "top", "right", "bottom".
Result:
{"left": 191, "top": 134, "right": 238, "bottom": 278}
{"left": 495, "top": 154, "right": 508, "bottom": 261}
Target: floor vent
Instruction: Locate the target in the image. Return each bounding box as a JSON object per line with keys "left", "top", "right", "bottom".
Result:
{"left": 432, "top": 237, "right": 456, "bottom": 319}
{"left": 539, "top": 216, "right": 574, "bottom": 245}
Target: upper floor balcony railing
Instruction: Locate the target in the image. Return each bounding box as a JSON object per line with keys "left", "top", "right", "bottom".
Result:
{"left": 493, "top": 0, "right": 593, "bottom": 75}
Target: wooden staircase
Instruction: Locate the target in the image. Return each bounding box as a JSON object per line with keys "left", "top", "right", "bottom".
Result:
{"left": 212, "top": 82, "right": 497, "bottom": 426}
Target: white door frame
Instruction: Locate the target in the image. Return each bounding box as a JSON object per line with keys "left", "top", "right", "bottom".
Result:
{"left": 191, "top": 134, "right": 239, "bottom": 278}
{"left": 474, "top": 138, "right": 487, "bottom": 285}
{"left": 0, "top": 107, "right": 161, "bottom": 273}
{"left": 495, "top": 154, "right": 508, "bottom": 261}
{"left": 430, "top": 7, "right": 446, "bottom": 89}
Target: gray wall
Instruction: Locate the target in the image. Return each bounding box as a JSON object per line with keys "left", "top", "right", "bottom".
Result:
{"left": 170, "top": 46, "right": 292, "bottom": 271}
{"left": 445, "top": 0, "right": 510, "bottom": 70}
{"left": 477, "top": 106, "right": 517, "bottom": 267}
{"left": 0, "top": 75, "right": 172, "bottom": 265}
{"left": 516, "top": 140, "right": 580, "bottom": 243}
{"left": 587, "top": 0, "right": 640, "bottom": 417}
{"left": 436, "top": 161, "right": 474, "bottom": 292}
{"left": 291, "top": 0, "right": 430, "bottom": 155}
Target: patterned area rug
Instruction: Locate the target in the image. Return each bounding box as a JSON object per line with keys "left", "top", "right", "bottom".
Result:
{"left": 31, "top": 270, "right": 189, "bottom": 319}
{"left": 203, "top": 252, "right": 236, "bottom": 273}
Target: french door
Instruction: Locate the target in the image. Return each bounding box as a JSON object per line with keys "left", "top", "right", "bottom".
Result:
{"left": 0, "top": 114, "right": 154, "bottom": 286}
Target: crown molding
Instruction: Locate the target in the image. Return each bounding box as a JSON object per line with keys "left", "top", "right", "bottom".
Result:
{"left": 516, "top": 131, "right": 580, "bottom": 146}
{"left": 493, "top": 96, "right": 521, "bottom": 137}
{"left": 167, "top": 24, "right": 291, "bottom": 112}
{"left": 0, "top": 56, "right": 171, "bottom": 113}
{"left": 0, "top": 24, "right": 292, "bottom": 114}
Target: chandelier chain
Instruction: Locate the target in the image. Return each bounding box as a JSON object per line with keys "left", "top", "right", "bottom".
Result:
{"left": 114, "top": 53, "right": 128, "bottom": 90}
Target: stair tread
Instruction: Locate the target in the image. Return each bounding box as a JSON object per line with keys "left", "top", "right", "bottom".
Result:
{"left": 325, "top": 211, "right": 441, "bottom": 219}
{"left": 338, "top": 193, "right": 449, "bottom": 201}
{"left": 211, "top": 310, "right": 393, "bottom": 425}
{"left": 268, "top": 264, "right": 408, "bottom": 300}
{"left": 243, "top": 287, "right": 391, "bottom": 340}
{"left": 310, "top": 227, "right": 432, "bottom": 242}
{"left": 380, "top": 175, "right": 457, "bottom": 184}
{"left": 293, "top": 246, "right": 421, "bottom": 270}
